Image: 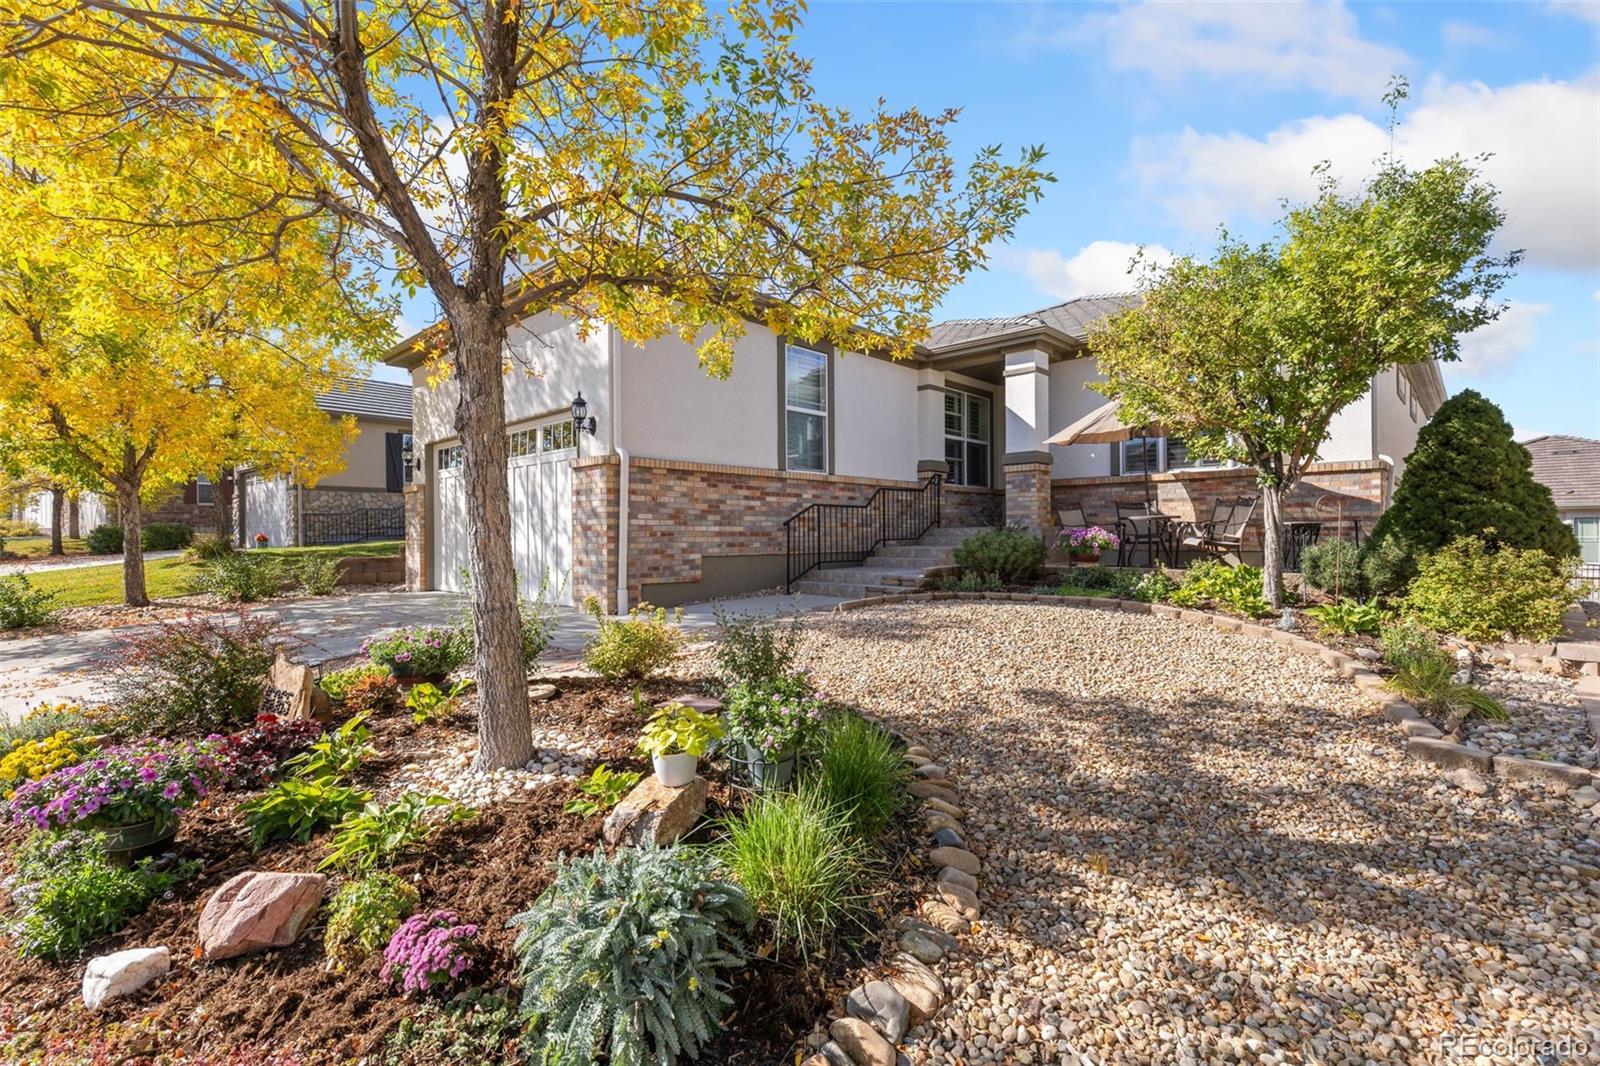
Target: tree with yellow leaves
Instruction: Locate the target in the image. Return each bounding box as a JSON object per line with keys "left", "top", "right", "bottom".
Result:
{"left": 1, "top": 0, "right": 1050, "bottom": 767}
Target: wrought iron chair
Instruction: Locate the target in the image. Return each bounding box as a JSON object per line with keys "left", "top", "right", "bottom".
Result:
{"left": 1183, "top": 495, "right": 1258, "bottom": 563}
{"left": 1114, "top": 499, "right": 1155, "bottom": 567}
{"left": 1057, "top": 505, "right": 1088, "bottom": 529}
{"left": 1177, "top": 498, "right": 1237, "bottom": 562}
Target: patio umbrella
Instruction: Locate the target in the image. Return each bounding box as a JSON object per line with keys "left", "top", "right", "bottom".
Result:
{"left": 1045, "top": 398, "right": 1164, "bottom": 506}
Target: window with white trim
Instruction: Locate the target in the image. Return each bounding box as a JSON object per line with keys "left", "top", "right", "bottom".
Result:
{"left": 943, "top": 391, "right": 990, "bottom": 487}
{"left": 1396, "top": 368, "right": 1408, "bottom": 403}
{"left": 195, "top": 475, "right": 214, "bottom": 505}
{"left": 541, "top": 420, "right": 576, "bottom": 452}
{"left": 437, "top": 445, "right": 464, "bottom": 470}
{"left": 1121, "top": 435, "right": 1224, "bottom": 473}
{"left": 1573, "top": 517, "right": 1600, "bottom": 565}
{"left": 784, "top": 345, "right": 828, "bottom": 473}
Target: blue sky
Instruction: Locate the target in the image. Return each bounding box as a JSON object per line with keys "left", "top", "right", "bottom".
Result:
{"left": 382, "top": 1, "right": 1600, "bottom": 439}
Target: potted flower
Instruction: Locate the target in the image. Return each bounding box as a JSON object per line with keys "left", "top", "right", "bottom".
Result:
{"left": 4, "top": 737, "right": 230, "bottom": 862}
{"left": 1058, "top": 525, "right": 1119, "bottom": 564}
{"left": 253, "top": 531, "right": 270, "bottom": 548}
{"left": 362, "top": 625, "right": 469, "bottom": 685}
{"left": 722, "top": 671, "right": 826, "bottom": 791}
{"left": 636, "top": 703, "right": 723, "bottom": 788}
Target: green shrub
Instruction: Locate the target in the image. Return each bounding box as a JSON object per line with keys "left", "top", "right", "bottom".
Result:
{"left": 0, "top": 575, "right": 58, "bottom": 630}
{"left": 1358, "top": 535, "right": 1412, "bottom": 598}
{"left": 85, "top": 524, "right": 122, "bottom": 554}
{"left": 403, "top": 679, "right": 472, "bottom": 724}
{"left": 1298, "top": 540, "right": 1367, "bottom": 598}
{"left": 241, "top": 777, "right": 371, "bottom": 848}
{"left": 1303, "top": 598, "right": 1382, "bottom": 636}
{"left": 141, "top": 522, "right": 194, "bottom": 551}
{"left": 295, "top": 555, "right": 342, "bottom": 596}
{"left": 1382, "top": 632, "right": 1507, "bottom": 729}
{"left": 1401, "top": 536, "right": 1575, "bottom": 642}
{"left": 580, "top": 599, "right": 683, "bottom": 680}
{"left": 190, "top": 552, "right": 287, "bottom": 602}
{"left": 0, "top": 703, "right": 100, "bottom": 746}
{"left": 1366, "top": 390, "right": 1579, "bottom": 590}
{"left": 0, "top": 519, "right": 40, "bottom": 538}
{"left": 564, "top": 763, "right": 643, "bottom": 817}
{"left": 936, "top": 572, "right": 1002, "bottom": 593}
{"left": 318, "top": 794, "right": 473, "bottom": 872}
{"left": 383, "top": 989, "right": 520, "bottom": 1063}
{"left": 185, "top": 534, "right": 235, "bottom": 561}
{"left": 805, "top": 712, "right": 907, "bottom": 841}
{"left": 108, "top": 612, "right": 283, "bottom": 737}
{"left": 7, "top": 831, "right": 197, "bottom": 960}
{"left": 324, "top": 872, "right": 421, "bottom": 972}
{"left": 1168, "top": 561, "right": 1273, "bottom": 618}
{"left": 1119, "top": 564, "right": 1180, "bottom": 602}
{"left": 1379, "top": 618, "right": 1437, "bottom": 666}
{"left": 711, "top": 606, "right": 800, "bottom": 689}
{"left": 953, "top": 526, "right": 1046, "bottom": 584}
{"left": 714, "top": 787, "right": 862, "bottom": 961}
{"left": 319, "top": 663, "right": 393, "bottom": 703}
{"left": 510, "top": 846, "right": 753, "bottom": 1066}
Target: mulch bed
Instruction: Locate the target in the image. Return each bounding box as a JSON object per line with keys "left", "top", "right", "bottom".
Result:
{"left": 0, "top": 675, "right": 921, "bottom": 1065}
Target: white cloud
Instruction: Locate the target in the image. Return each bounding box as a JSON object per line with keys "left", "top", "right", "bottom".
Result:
{"left": 1548, "top": 1, "right": 1600, "bottom": 25}
{"left": 1050, "top": 0, "right": 1408, "bottom": 99}
{"left": 1455, "top": 301, "right": 1552, "bottom": 377}
{"left": 1007, "top": 241, "right": 1175, "bottom": 301}
{"left": 1441, "top": 20, "right": 1496, "bottom": 48}
{"left": 1132, "top": 76, "right": 1600, "bottom": 271}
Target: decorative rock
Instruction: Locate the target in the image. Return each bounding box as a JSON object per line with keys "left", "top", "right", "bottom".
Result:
{"left": 602, "top": 775, "right": 708, "bottom": 847}
{"left": 1381, "top": 700, "right": 1420, "bottom": 723}
{"left": 1406, "top": 737, "right": 1493, "bottom": 773}
{"left": 936, "top": 879, "right": 981, "bottom": 917}
{"left": 1573, "top": 785, "right": 1600, "bottom": 808}
{"left": 885, "top": 953, "right": 945, "bottom": 1018}
{"left": 659, "top": 694, "right": 722, "bottom": 713}
{"left": 527, "top": 683, "right": 558, "bottom": 701}
{"left": 893, "top": 916, "right": 958, "bottom": 949}
{"left": 921, "top": 796, "right": 964, "bottom": 818}
{"left": 82, "top": 946, "right": 170, "bottom": 1009}
{"left": 937, "top": 865, "right": 978, "bottom": 892}
{"left": 1398, "top": 718, "right": 1443, "bottom": 738}
{"left": 830, "top": 1017, "right": 896, "bottom": 1066}
{"left": 898, "top": 928, "right": 947, "bottom": 963}
{"left": 923, "top": 811, "right": 962, "bottom": 833}
{"left": 846, "top": 980, "right": 911, "bottom": 1043}
{"left": 817, "top": 1042, "right": 855, "bottom": 1066}
{"left": 931, "top": 826, "right": 965, "bottom": 848}
{"left": 904, "top": 745, "right": 933, "bottom": 760}
{"left": 913, "top": 763, "right": 947, "bottom": 779}
{"left": 928, "top": 845, "right": 980, "bottom": 875}
{"left": 198, "top": 872, "right": 326, "bottom": 960}
{"left": 1492, "top": 753, "right": 1594, "bottom": 792}
{"left": 1446, "top": 768, "right": 1491, "bottom": 796}
{"left": 907, "top": 780, "right": 958, "bottom": 804}
{"left": 919, "top": 899, "right": 969, "bottom": 934}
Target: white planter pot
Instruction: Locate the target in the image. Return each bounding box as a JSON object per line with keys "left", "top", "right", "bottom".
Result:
{"left": 652, "top": 753, "right": 699, "bottom": 788}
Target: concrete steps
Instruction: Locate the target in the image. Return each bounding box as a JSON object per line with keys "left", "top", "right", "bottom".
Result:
{"left": 791, "top": 525, "right": 985, "bottom": 597}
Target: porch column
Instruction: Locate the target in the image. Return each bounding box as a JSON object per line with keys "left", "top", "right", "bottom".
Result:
{"left": 1002, "top": 348, "right": 1053, "bottom": 533}
{"left": 403, "top": 482, "right": 429, "bottom": 591}
{"left": 915, "top": 368, "right": 948, "bottom": 479}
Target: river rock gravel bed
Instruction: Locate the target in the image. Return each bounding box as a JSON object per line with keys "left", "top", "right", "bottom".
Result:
{"left": 794, "top": 602, "right": 1600, "bottom": 1065}
{"left": 1463, "top": 666, "right": 1596, "bottom": 769}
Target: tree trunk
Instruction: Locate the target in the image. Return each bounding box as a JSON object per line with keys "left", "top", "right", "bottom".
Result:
{"left": 116, "top": 484, "right": 149, "bottom": 607}
{"left": 450, "top": 305, "right": 533, "bottom": 770}
{"left": 48, "top": 485, "right": 64, "bottom": 556}
{"left": 1260, "top": 481, "right": 1288, "bottom": 610}
{"left": 213, "top": 473, "right": 234, "bottom": 540}
{"left": 67, "top": 497, "right": 80, "bottom": 540}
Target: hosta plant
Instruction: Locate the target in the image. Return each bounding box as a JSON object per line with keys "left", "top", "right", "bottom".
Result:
{"left": 564, "top": 763, "right": 643, "bottom": 817}
{"left": 241, "top": 778, "right": 371, "bottom": 848}
{"left": 282, "top": 712, "right": 373, "bottom": 780}
{"left": 324, "top": 871, "right": 420, "bottom": 972}
{"left": 1304, "top": 598, "right": 1383, "bottom": 637}
{"left": 318, "top": 794, "right": 474, "bottom": 872}
{"left": 510, "top": 846, "right": 753, "bottom": 1066}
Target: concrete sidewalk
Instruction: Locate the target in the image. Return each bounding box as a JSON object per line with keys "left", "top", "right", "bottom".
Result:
{"left": 0, "top": 589, "right": 844, "bottom": 722}
{"left": 0, "top": 550, "right": 183, "bottom": 576}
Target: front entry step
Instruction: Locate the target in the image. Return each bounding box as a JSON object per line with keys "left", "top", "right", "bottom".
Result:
{"left": 792, "top": 526, "right": 981, "bottom": 597}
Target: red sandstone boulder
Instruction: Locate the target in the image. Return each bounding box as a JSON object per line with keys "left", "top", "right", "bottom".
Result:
{"left": 197, "top": 871, "right": 327, "bottom": 961}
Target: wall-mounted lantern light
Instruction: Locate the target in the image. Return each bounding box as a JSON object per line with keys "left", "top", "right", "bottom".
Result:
{"left": 571, "top": 391, "right": 597, "bottom": 437}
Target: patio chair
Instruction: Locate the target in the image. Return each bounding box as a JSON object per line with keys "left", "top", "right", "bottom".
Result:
{"left": 1057, "top": 505, "right": 1088, "bottom": 529}
{"left": 1114, "top": 499, "right": 1153, "bottom": 567}
{"left": 1184, "top": 495, "right": 1258, "bottom": 563}
{"left": 1177, "top": 497, "right": 1238, "bottom": 561}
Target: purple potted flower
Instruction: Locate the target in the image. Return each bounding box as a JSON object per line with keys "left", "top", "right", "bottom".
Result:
{"left": 722, "top": 671, "right": 827, "bottom": 791}
{"left": 4, "top": 737, "right": 230, "bottom": 862}
{"left": 362, "top": 625, "right": 469, "bottom": 684}
{"left": 1057, "top": 525, "right": 1119, "bottom": 563}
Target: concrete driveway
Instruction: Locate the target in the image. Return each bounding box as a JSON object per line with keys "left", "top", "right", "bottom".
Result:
{"left": 0, "top": 589, "right": 842, "bottom": 722}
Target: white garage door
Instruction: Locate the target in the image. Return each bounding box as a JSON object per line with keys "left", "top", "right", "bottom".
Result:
{"left": 433, "top": 417, "right": 575, "bottom": 605}
{"left": 242, "top": 474, "right": 291, "bottom": 548}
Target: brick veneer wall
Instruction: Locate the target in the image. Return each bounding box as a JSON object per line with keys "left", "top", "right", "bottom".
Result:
{"left": 403, "top": 484, "right": 427, "bottom": 591}
{"left": 1004, "top": 461, "right": 1053, "bottom": 533}
{"left": 1051, "top": 460, "right": 1389, "bottom": 555}
{"left": 573, "top": 455, "right": 1002, "bottom": 606}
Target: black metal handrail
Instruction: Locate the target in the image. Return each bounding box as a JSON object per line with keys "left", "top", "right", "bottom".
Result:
{"left": 784, "top": 475, "right": 941, "bottom": 591}
{"left": 302, "top": 507, "right": 405, "bottom": 547}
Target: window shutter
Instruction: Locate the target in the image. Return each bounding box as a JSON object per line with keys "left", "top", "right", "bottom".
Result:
{"left": 385, "top": 433, "right": 403, "bottom": 492}
{"left": 182, "top": 480, "right": 197, "bottom": 504}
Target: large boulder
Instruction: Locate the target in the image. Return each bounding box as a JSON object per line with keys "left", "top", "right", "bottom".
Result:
{"left": 82, "top": 946, "right": 170, "bottom": 1009}
{"left": 602, "top": 775, "right": 707, "bottom": 848}
{"left": 197, "top": 871, "right": 326, "bottom": 961}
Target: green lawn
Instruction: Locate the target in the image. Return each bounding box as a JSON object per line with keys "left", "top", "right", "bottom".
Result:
{"left": 23, "top": 540, "right": 402, "bottom": 608}
{"left": 2, "top": 536, "right": 92, "bottom": 559}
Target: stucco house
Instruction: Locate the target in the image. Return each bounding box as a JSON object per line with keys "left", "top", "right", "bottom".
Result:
{"left": 1524, "top": 434, "right": 1600, "bottom": 568}
{"left": 387, "top": 294, "right": 1442, "bottom": 610}
{"left": 235, "top": 378, "right": 414, "bottom": 548}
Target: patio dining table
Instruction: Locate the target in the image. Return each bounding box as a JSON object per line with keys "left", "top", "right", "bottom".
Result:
{"left": 1117, "top": 512, "right": 1180, "bottom": 567}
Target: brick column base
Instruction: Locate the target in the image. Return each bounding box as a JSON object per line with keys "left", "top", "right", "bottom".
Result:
{"left": 1004, "top": 461, "right": 1052, "bottom": 534}
{"left": 402, "top": 484, "right": 428, "bottom": 591}
{"left": 572, "top": 458, "right": 619, "bottom": 609}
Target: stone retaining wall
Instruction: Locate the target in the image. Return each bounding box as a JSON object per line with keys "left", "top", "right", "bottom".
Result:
{"left": 334, "top": 554, "right": 404, "bottom": 586}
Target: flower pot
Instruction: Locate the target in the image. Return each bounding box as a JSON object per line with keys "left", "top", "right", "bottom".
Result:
{"left": 1069, "top": 551, "right": 1102, "bottom": 564}
{"left": 740, "top": 743, "right": 797, "bottom": 791}
{"left": 102, "top": 814, "right": 178, "bottom": 865}
{"left": 652, "top": 753, "right": 699, "bottom": 788}
{"left": 393, "top": 672, "right": 447, "bottom": 689}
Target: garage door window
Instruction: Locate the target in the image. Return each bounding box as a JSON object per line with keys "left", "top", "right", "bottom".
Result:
{"left": 541, "top": 421, "right": 576, "bottom": 452}
{"left": 438, "top": 445, "right": 463, "bottom": 471}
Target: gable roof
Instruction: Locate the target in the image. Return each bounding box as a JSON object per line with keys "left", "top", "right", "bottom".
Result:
{"left": 1523, "top": 434, "right": 1600, "bottom": 511}
{"left": 316, "top": 378, "right": 413, "bottom": 422}
{"left": 922, "top": 293, "right": 1138, "bottom": 356}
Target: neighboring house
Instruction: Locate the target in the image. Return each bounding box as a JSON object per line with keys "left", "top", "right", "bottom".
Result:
{"left": 1524, "top": 434, "right": 1600, "bottom": 567}
{"left": 235, "top": 378, "right": 414, "bottom": 548}
{"left": 388, "top": 294, "right": 1441, "bottom": 610}
{"left": 13, "top": 490, "right": 110, "bottom": 537}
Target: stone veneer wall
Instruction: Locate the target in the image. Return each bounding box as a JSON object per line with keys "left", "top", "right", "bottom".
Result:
{"left": 1003, "top": 461, "right": 1053, "bottom": 533}
{"left": 300, "top": 485, "right": 404, "bottom": 517}
{"left": 403, "top": 484, "right": 427, "bottom": 591}
{"left": 573, "top": 455, "right": 1002, "bottom": 607}
{"left": 1051, "top": 460, "right": 1389, "bottom": 555}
